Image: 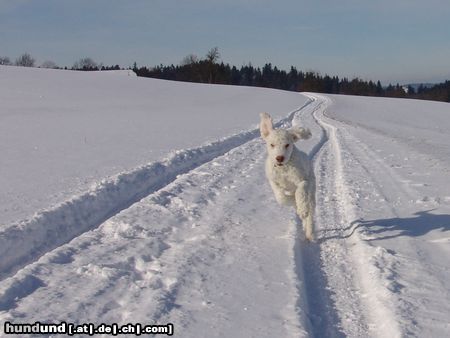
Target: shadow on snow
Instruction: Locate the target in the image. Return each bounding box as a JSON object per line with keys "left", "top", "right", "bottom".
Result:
{"left": 320, "top": 209, "right": 450, "bottom": 242}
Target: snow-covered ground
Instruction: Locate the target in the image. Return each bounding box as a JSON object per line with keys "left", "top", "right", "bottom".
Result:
{"left": 0, "top": 66, "right": 305, "bottom": 227}
{"left": 320, "top": 94, "right": 450, "bottom": 337}
{"left": 1, "top": 67, "right": 450, "bottom": 337}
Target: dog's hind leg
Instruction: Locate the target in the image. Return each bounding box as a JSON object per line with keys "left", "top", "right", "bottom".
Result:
{"left": 305, "top": 179, "right": 316, "bottom": 241}
{"left": 295, "top": 181, "right": 309, "bottom": 218}
{"left": 303, "top": 213, "right": 314, "bottom": 241}
{"left": 295, "top": 181, "right": 315, "bottom": 241}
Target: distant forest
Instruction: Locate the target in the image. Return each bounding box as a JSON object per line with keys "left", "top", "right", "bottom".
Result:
{"left": 2, "top": 50, "right": 450, "bottom": 102}
{"left": 132, "top": 48, "right": 450, "bottom": 103}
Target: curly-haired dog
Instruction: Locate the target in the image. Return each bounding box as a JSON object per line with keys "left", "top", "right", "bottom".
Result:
{"left": 260, "top": 113, "right": 316, "bottom": 241}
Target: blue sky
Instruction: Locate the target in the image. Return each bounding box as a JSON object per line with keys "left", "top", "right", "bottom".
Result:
{"left": 1, "top": 0, "right": 449, "bottom": 84}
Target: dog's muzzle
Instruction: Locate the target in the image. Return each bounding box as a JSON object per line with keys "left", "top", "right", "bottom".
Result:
{"left": 276, "top": 155, "right": 285, "bottom": 162}
{"left": 275, "top": 155, "right": 285, "bottom": 166}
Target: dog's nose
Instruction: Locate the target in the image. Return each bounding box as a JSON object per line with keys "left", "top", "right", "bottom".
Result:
{"left": 276, "top": 155, "right": 285, "bottom": 163}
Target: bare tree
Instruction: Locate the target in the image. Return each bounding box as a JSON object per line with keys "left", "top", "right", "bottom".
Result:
{"left": 73, "top": 57, "right": 98, "bottom": 70}
{"left": 206, "top": 47, "right": 220, "bottom": 83}
{"left": 15, "top": 53, "right": 35, "bottom": 67}
{"left": 180, "top": 54, "right": 199, "bottom": 66}
{"left": 179, "top": 54, "right": 202, "bottom": 81}
{"left": 41, "top": 60, "right": 59, "bottom": 69}
{"left": 206, "top": 47, "right": 220, "bottom": 64}
{"left": 0, "top": 56, "right": 11, "bottom": 65}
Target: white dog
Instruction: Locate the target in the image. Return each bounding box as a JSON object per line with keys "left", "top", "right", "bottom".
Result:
{"left": 260, "top": 113, "right": 316, "bottom": 241}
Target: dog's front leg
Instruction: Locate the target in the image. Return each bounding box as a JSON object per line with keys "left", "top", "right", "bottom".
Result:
{"left": 269, "top": 181, "right": 295, "bottom": 206}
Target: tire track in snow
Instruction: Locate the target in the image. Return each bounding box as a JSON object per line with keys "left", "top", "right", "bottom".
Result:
{"left": 307, "top": 93, "right": 403, "bottom": 337}
{"left": 310, "top": 99, "right": 370, "bottom": 337}
{"left": 0, "top": 100, "right": 314, "bottom": 282}
{"left": 260, "top": 93, "right": 365, "bottom": 337}
{"left": 318, "top": 111, "right": 450, "bottom": 337}
{"left": 290, "top": 94, "right": 368, "bottom": 337}
{"left": 0, "top": 121, "right": 311, "bottom": 337}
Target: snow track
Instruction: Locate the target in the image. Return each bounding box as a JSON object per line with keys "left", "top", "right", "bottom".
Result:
{"left": 0, "top": 100, "right": 313, "bottom": 282}
{"left": 307, "top": 94, "right": 401, "bottom": 337}
{"left": 306, "top": 93, "right": 450, "bottom": 337}
{"left": 0, "top": 100, "right": 315, "bottom": 337}
{"left": 2, "top": 92, "right": 449, "bottom": 337}
{"left": 289, "top": 94, "right": 375, "bottom": 337}
{"left": 0, "top": 95, "right": 394, "bottom": 337}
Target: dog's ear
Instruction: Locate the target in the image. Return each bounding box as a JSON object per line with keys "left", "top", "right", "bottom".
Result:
{"left": 290, "top": 127, "right": 311, "bottom": 142}
{"left": 259, "top": 112, "right": 273, "bottom": 139}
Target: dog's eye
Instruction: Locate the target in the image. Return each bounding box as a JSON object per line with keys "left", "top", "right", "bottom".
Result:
{"left": 270, "top": 144, "right": 275, "bottom": 148}
{"left": 285, "top": 144, "right": 289, "bottom": 149}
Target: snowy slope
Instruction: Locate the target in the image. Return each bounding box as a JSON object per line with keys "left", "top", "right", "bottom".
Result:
{"left": 0, "top": 65, "right": 306, "bottom": 227}
{"left": 1, "top": 68, "right": 450, "bottom": 337}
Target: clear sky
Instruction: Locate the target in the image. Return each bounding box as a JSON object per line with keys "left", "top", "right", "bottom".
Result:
{"left": 1, "top": 0, "right": 449, "bottom": 84}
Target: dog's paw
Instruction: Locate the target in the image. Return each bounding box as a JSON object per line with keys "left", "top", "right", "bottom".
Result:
{"left": 305, "top": 234, "right": 315, "bottom": 242}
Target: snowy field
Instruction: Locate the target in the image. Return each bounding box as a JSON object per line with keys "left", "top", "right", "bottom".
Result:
{"left": 0, "top": 66, "right": 305, "bottom": 227}
{"left": 1, "top": 67, "right": 450, "bottom": 337}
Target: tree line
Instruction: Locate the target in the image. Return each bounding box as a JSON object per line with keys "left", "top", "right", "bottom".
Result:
{"left": 2, "top": 51, "right": 449, "bottom": 102}
{"left": 0, "top": 53, "right": 121, "bottom": 71}
{"left": 132, "top": 48, "right": 450, "bottom": 102}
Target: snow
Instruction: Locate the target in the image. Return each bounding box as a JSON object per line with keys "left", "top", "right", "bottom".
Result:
{"left": 0, "top": 65, "right": 306, "bottom": 227}
{"left": 1, "top": 67, "right": 450, "bottom": 337}
{"left": 323, "top": 94, "right": 450, "bottom": 336}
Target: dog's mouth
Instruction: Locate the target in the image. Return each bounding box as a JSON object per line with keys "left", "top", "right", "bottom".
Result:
{"left": 276, "top": 163, "right": 284, "bottom": 167}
